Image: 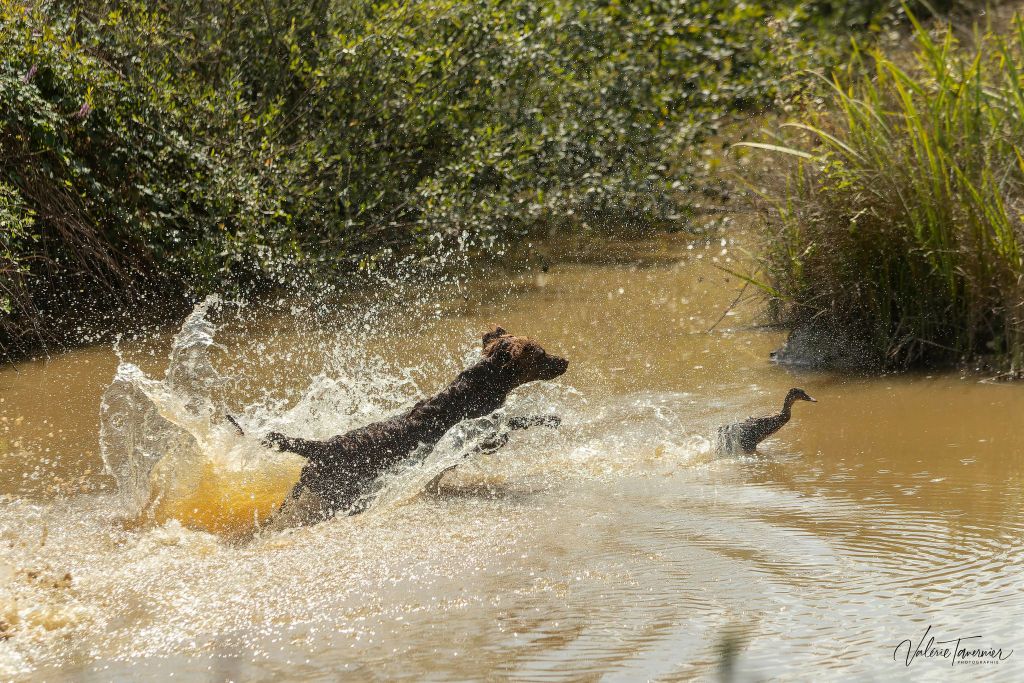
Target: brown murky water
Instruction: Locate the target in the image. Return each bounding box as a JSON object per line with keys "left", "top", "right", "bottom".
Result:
{"left": 0, "top": 235, "right": 1021, "bottom": 680}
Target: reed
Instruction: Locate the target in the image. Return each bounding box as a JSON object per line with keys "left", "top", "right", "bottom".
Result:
{"left": 741, "top": 11, "right": 1024, "bottom": 373}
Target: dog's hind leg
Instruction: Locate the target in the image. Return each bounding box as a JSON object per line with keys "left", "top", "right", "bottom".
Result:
{"left": 224, "top": 415, "right": 324, "bottom": 460}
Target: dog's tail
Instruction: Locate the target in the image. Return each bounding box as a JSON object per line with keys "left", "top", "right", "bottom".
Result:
{"left": 225, "top": 414, "right": 245, "bottom": 436}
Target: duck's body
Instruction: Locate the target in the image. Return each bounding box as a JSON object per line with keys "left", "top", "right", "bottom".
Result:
{"left": 717, "top": 388, "right": 816, "bottom": 455}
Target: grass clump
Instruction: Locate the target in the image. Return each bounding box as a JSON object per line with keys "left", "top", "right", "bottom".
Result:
{"left": 747, "top": 11, "right": 1024, "bottom": 374}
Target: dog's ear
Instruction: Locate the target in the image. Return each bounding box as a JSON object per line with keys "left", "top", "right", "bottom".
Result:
{"left": 483, "top": 337, "right": 514, "bottom": 366}
{"left": 482, "top": 325, "right": 507, "bottom": 348}
{"left": 489, "top": 339, "right": 512, "bottom": 366}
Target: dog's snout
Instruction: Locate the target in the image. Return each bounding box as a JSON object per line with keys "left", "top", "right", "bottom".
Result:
{"left": 546, "top": 355, "right": 569, "bottom": 378}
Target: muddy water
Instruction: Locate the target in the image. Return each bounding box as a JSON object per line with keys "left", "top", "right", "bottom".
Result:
{"left": 1, "top": 235, "right": 1022, "bottom": 680}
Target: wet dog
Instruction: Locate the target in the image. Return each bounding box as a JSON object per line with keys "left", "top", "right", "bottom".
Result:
{"left": 231, "top": 327, "right": 568, "bottom": 518}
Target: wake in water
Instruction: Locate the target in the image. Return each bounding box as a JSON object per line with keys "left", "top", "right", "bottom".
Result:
{"left": 98, "top": 296, "right": 569, "bottom": 533}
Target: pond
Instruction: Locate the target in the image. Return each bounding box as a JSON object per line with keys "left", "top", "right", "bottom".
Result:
{"left": 0, "top": 235, "right": 1020, "bottom": 680}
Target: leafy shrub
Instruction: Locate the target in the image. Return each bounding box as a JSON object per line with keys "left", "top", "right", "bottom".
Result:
{"left": 1, "top": 0, "right": 918, "bottom": 354}
{"left": 107, "top": 0, "right": 826, "bottom": 244}
{"left": 0, "top": 182, "right": 35, "bottom": 334}
{"left": 0, "top": 2, "right": 287, "bottom": 344}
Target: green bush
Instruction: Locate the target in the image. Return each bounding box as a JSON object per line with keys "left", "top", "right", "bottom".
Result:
{"left": 114, "top": 0, "right": 825, "bottom": 243}
{"left": 0, "top": 1, "right": 285, "bottom": 347}
{"left": 1, "top": 0, "right": 917, "bottom": 354}
{"left": 746, "top": 12, "right": 1024, "bottom": 373}
{"left": 0, "top": 182, "right": 35, "bottom": 325}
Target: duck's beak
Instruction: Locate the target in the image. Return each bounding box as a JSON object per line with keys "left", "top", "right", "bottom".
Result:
{"left": 806, "top": 395, "right": 817, "bottom": 402}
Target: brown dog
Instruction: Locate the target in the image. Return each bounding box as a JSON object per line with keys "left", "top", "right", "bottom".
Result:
{"left": 233, "top": 327, "right": 568, "bottom": 518}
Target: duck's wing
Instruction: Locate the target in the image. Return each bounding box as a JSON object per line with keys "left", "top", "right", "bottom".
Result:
{"left": 718, "top": 412, "right": 788, "bottom": 454}
{"left": 745, "top": 413, "right": 790, "bottom": 447}
{"left": 736, "top": 415, "right": 767, "bottom": 429}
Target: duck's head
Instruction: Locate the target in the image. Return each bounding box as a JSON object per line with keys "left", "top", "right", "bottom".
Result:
{"left": 786, "top": 387, "right": 817, "bottom": 404}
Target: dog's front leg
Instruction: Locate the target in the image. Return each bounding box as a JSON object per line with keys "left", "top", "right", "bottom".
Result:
{"left": 423, "top": 433, "right": 509, "bottom": 495}
{"left": 476, "top": 431, "right": 511, "bottom": 454}
{"left": 423, "top": 414, "right": 561, "bottom": 495}
{"left": 507, "top": 415, "right": 561, "bottom": 431}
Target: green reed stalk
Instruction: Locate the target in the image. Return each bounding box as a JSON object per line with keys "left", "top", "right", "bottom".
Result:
{"left": 739, "top": 10, "right": 1024, "bottom": 374}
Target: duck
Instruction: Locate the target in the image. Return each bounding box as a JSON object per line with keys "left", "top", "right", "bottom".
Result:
{"left": 717, "top": 388, "right": 816, "bottom": 454}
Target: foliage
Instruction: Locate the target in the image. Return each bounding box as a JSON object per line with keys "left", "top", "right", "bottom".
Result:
{"left": 747, "top": 12, "right": 1024, "bottom": 373}
{"left": 0, "top": 0, "right": 920, "bottom": 353}
{"left": 0, "top": 1, "right": 285, "bottom": 349}
{"left": 0, "top": 182, "right": 34, "bottom": 318}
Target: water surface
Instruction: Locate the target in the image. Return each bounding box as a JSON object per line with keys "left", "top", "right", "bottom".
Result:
{"left": 0, "top": 235, "right": 1020, "bottom": 680}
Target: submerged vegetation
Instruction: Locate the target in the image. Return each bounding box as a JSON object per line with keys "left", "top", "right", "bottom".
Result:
{"left": 750, "top": 11, "right": 1024, "bottom": 374}
{"left": 1, "top": 0, "right": 919, "bottom": 355}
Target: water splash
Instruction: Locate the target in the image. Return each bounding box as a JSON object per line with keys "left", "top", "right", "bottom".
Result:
{"left": 95, "top": 295, "right": 571, "bottom": 532}
{"left": 99, "top": 296, "right": 304, "bottom": 533}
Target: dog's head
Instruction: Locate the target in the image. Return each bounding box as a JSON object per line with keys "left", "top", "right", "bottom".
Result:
{"left": 482, "top": 326, "right": 568, "bottom": 386}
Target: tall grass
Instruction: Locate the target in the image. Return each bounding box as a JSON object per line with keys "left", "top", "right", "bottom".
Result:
{"left": 744, "top": 12, "right": 1024, "bottom": 373}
